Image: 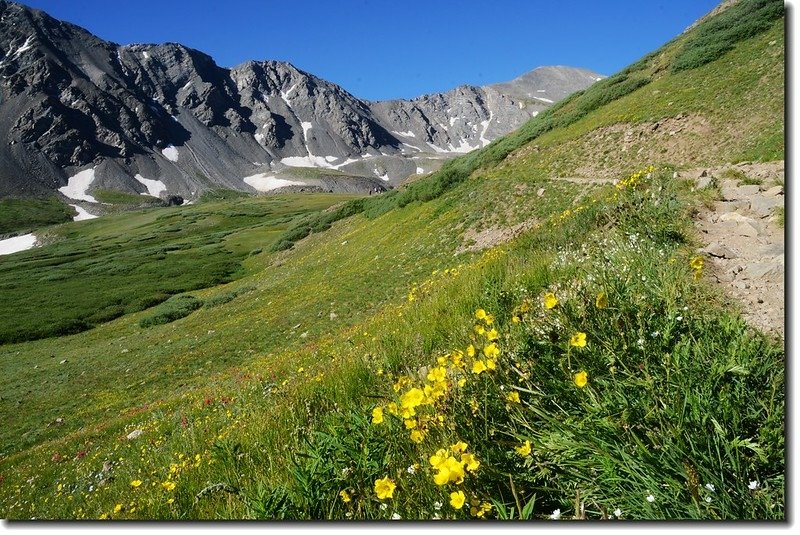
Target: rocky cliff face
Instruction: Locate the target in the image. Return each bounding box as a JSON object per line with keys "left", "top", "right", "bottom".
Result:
{"left": 0, "top": 1, "right": 603, "bottom": 201}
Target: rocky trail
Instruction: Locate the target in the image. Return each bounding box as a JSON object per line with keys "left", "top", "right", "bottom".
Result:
{"left": 686, "top": 161, "right": 785, "bottom": 339}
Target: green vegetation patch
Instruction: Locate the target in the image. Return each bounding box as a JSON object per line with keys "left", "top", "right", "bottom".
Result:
{"left": 673, "top": 0, "right": 784, "bottom": 72}
{"left": 0, "top": 196, "right": 73, "bottom": 235}
{"left": 0, "top": 194, "right": 356, "bottom": 344}
{"left": 139, "top": 294, "right": 203, "bottom": 327}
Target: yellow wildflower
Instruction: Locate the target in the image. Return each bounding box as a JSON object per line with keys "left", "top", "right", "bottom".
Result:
{"left": 452, "top": 350, "right": 464, "bottom": 368}
{"left": 339, "top": 490, "right": 352, "bottom": 503}
{"left": 400, "top": 405, "right": 416, "bottom": 419}
{"left": 386, "top": 402, "right": 398, "bottom": 416}
{"left": 595, "top": 291, "right": 608, "bottom": 309}
{"left": 506, "top": 391, "right": 520, "bottom": 404}
{"left": 427, "top": 366, "right": 447, "bottom": 383}
{"left": 569, "top": 332, "right": 587, "bottom": 348}
{"left": 450, "top": 490, "right": 466, "bottom": 509}
{"left": 574, "top": 371, "right": 588, "bottom": 388}
{"left": 372, "top": 406, "right": 384, "bottom": 425}
{"left": 471, "top": 501, "right": 493, "bottom": 518}
{"left": 374, "top": 477, "right": 396, "bottom": 500}
{"left": 475, "top": 308, "right": 487, "bottom": 320}
{"left": 689, "top": 255, "right": 704, "bottom": 271}
{"left": 400, "top": 388, "right": 425, "bottom": 409}
{"left": 474, "top": 324, "right": 486, "bottom": 335}
{"left": 486, "top": 328, "right": 499, "bottom": 341}
{"left": 451, "top": 441, "right": 468, "bottom": 455}
{"left": 404, "top": 419, "right": 417, "bottom": 429}
{"left": 461, "top": 452, "right": 480, "bottom": 472}
{"left": 472, "top": 360, "right": 487, "bottom": 374}
{"left": 483, "top": 342, "right": 500, "bottom": 359}
{"left": 130, "top": 480, "right": 142, "bottom": 488}
{"left": 515, "top": 440, "right": 532, "bottom": 457}
{"left": 466, "top": 344, "right": 476, "bottom": 358}
{"left": 113, "top": 504, "right": 123, "bottom": 514}
{"left": 543, "top": 292, "right": 558, "bottom": 310}
{"left": 484, "top": 314, "right": 494, "bottom": 325}
{"left": 486, "top": 359, "right": 496, "bottom": 370}
{"left": 161, "top": 481, "right": 176, "bottom": 491}
{"left": 410, "top": 430, "right": 425, "bottom": 443}
{"left": 433, "top": 456, "right": 466, "bottom": 486}
{"left": 99, "top": 513, "right": 109, "bottom": 520}
{"left": 429, "top": 448, "right": 448, "bottom": 469}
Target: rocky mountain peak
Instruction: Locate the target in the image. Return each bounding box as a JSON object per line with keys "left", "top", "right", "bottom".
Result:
{"left": 0, "top": 2, "right": 603, "bottom": 200}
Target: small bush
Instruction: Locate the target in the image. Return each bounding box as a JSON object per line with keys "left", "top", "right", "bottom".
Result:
{"left": 139, "top": 294, "right": 203, "bottom": 327}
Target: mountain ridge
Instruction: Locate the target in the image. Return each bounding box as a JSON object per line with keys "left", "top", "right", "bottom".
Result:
{"left": 0, "top": 0, "right": 603, "bottom": 201}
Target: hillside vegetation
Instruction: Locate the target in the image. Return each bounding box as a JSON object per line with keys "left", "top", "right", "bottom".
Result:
{"left": 0, "top": 0, "right": 784, "bottom": 521}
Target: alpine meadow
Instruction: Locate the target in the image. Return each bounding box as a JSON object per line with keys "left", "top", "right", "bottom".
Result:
{"left": 0, "top": 0, "right": 786, "bottom": 521}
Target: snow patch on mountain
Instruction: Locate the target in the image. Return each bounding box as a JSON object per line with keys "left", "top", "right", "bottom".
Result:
{"left": 243, "top": 173, "right": 306, "bottom": 192}
{"left": 59, "top": 168, "right": 98, "bottom": 203}
{"left": 161, "top": 145, "right": 179, "bottom": 162}
{"left": 134, "top": 174, "right": 167, "bottom": 197}
{"left": 70, "top": 204, "right": 98, "bottom": 221}
{"left": 0, "top": 234, "right": 37, "bottom": 256}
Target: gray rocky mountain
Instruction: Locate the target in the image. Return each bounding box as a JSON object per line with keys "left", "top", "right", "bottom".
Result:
{"left": 0, "top": 1, "right": 603, "bottom": 204}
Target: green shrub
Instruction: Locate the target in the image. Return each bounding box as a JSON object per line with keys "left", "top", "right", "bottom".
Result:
{"left": 139, "top": 294, "right": 203, "bottom": 327}
{"left": 673, "top": 0, "right": 784, "bottom": 72}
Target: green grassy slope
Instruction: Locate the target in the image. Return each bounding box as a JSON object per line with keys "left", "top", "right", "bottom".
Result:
{"left": 0, "top": 197, "right": 74, "bottom": 236}
{"left": 0, "top": 194, "right": 357, "bottom": 344}
{"left": 0, "top": 0, "right": 784, "bottom": 521}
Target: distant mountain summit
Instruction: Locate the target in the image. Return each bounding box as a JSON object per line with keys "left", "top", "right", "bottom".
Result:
{"left": 0, "top": 1, "right": 603, "bottom": 200}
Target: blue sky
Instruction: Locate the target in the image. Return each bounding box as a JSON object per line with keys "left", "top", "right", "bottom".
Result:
{"left": 21, "top": 0, "right": 722, "bottom": 101}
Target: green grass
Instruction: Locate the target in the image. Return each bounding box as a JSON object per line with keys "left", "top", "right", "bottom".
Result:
{"left": 0, "top": 194, "right": 357, "bottom": 344}
{"left": 0, "top": 197, "right": 73, "bottom": 236}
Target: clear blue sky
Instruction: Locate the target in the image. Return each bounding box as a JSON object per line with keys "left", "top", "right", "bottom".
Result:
{"left": 20, "top": 0, "right": 721, "bottom": 101}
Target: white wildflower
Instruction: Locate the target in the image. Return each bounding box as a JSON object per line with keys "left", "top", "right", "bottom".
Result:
{"left": 406, "top": 465, "right": 416, "bottom": 475}
{"left": 391, "top": 513, "right": 401, "bottom": 520}
{"left": 433, "top": 501, "right": 443, "bottom": 511}
{"left": 380, "top": 503, "right": 388, "bottom": 511}
{"left": 749, "top": 480, "right": 760, "bottom": 490}
{"left": 705, "top": 496, "right": 712, "bottom": 503}
{"left": 705, "top": 483, "right": 715, "bottom": 492}
{"left": 646, "top": 494, "right": 655, "bottom": 503}
{"left": 613, "top": 508, "right": 622, "bottom": 518}
{"left": 550, "top": 509, "right": 561, "bottom": 520}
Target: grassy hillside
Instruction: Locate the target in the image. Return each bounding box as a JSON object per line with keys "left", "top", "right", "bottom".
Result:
{"left": 0, "top": 194, "right": 358, "bottom": 344}
{"left": 0, "top": 0, "right": 784, "bottom": 521}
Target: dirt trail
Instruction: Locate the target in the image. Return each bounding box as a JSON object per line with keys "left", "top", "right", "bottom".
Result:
{"left": 685, "top": 161, "right": 784, "bottom": 339}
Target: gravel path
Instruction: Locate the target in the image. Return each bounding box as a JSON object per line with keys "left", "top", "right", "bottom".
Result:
{"left": 687, "top": 161, "right": 784, "bottom": 339}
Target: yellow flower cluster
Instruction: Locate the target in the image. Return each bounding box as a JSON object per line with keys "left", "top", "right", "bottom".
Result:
{"left": 470, "top": 498, "right": 493, "bottom": 518}
{"left": 616, "top": 165, "right": 655, "bottom": 190}
{"left": 689, "top": 255, "right": 704, "bottom": 280}
{"left": 407, "top": 267, "right": 462, "bottom": 303}
{"left": 429, "top": 441, "right": 480, "bottom": 486}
